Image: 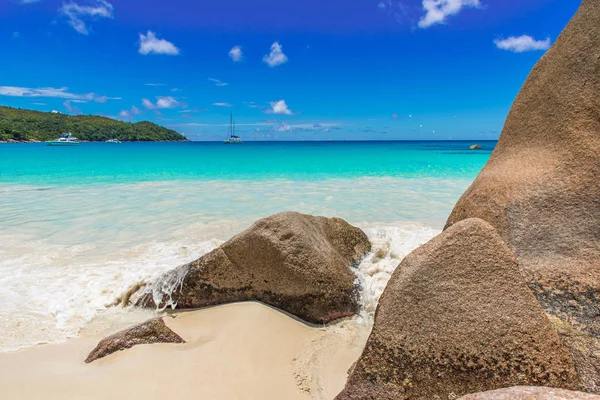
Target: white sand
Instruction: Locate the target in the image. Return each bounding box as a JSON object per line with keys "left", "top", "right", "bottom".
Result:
{"left": 0, "top": 302, "right": 368, "bottom": 400}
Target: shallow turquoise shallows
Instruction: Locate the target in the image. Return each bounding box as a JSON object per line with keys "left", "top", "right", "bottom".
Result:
{"left": 0, "top": 140, "right": 495, "bottom": 351}
{"left": 0, "top": 141, "right": 494, "bottom": 185}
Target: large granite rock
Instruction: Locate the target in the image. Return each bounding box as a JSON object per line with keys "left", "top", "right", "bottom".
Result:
{"left": 444, "top": 0, "right": 600, "bottom": 391}
{"left": 137, "top": 212, "right": 371, "bottom": 324}
{"left": 336, "top": 219, "right": 580, "bottom": 400}
{"left": 85, "top": 318, "right": 184, "bottom": 363}
{"left": 459, "top": 386, "right": 600, "bottom": 400}
{"left": 549, "top": 315, "right": 600, "bottom": 394}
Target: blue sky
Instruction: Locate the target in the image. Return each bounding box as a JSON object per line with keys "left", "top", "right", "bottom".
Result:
{"left": 0, "top": 0, "right": 580, "bottom": 141}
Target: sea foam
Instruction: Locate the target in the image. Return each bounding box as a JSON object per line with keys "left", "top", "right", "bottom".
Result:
{"left": 0, "top": 221, "right": 437, "bottom": 352}
{"left": 354, "top": 223, "right": 438, "bottom": 324}
{"left": 0, "top": 177, "right": 464, "bottom": 352}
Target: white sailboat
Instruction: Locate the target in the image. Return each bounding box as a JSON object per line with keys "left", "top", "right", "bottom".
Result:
{"left": 224, "top": 112, "right": 242, "bottom": 144}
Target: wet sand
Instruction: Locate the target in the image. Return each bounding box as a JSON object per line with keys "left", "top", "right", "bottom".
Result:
{"left": 0, "top": 302, "right": 368, "bottom": 400}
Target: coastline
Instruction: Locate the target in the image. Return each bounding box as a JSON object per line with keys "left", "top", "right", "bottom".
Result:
{"left": 1, "top": 0, "right": 597, "bottom": 397}
{"left": 0, "top": 141, "right": 491, "bottom": 396}
{"left": 0, "top": 139, "right": 190, "bottom": 143}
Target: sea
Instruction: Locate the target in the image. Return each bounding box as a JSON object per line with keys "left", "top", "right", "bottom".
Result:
{"left": 0, "top": 141, "right": 495, "bottom": 352}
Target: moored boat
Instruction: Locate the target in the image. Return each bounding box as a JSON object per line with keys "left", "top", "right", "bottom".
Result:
{"left": 46, "top": 133, "right": 80, "bottom": 146}
{"left": 224, "top": 112, "right": 242, "bottom": 144}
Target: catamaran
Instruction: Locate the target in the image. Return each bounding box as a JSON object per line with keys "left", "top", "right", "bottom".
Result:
{"left": 46, "top": 133, "right": 80, "bottom": 146}
{"left": 106, "top": 138, "right": 121, "bottom": 143}
{"left": 224, "top": 112, "right": 242, "bottom": 144}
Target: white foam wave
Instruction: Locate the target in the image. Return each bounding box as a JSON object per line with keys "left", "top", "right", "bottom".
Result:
{"left": 0, "top": 235, "right": 221, "bottom": 352}
{"left": 0, "top": 177, "right": 462, "bottom": 352}
{"left": 0, "top": 221, "right": 437, "bottom": 352}
{"left": 354, "top": 223, "right": 439, "bottom": 325}
{"left": 291, "top": 222, "right": 439, "bottom": 399}
{"left": 138, "top": 262, "right": 191, "bottom": 311}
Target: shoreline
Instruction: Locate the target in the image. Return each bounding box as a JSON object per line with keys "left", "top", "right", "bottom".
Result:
{"left": 0, "top": 139, "right": 496, "bottom": 143}
{"left": 0, "top": 302, "right": 367, "bottom": 400}
{"left": 0, "top": 140, "right": 190, "bottom": 143}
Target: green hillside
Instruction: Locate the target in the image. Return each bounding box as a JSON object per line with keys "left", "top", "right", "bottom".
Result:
{"left": 0, "top": 106, "right": 188, "bottom": 142}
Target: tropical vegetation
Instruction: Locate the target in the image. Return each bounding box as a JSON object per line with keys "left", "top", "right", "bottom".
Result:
{"left": 0, "top": 106, "right": 187, "bottom": 142}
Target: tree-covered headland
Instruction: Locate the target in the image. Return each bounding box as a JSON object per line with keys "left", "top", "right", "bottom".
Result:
{"left": 0, "top": 106, "right": 188, "bottom": 142}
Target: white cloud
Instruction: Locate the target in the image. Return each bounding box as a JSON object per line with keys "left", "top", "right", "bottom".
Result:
{"left": 266, "top": 99, "right": 292, "bottom": 115}
{"left": 18, "top": 0, "right": 41, "bottom": 4}
{"left": 171, "top": 122, "right": 270, "bottom": 127}
{"left": 63, "top": 100, "right": 82, "bottom": 114}
{"left": 213, "top": 102, "right": 232, "bottom": 107}
{"left": 269, "top": 121, "right": 343, "bottom": 133}
{"left": 12, "top": 32, "right": 20, "bottom": 39}
{"left": 95, "top": 95, "right": 121, "bottom": 103}
{"left": 273, "top": 121, "right": 292, "bottom": 132}
{"left": 244, "top": 101, "right": 263, "bottom": 109}
{"left": 118, "top": 105, "right": 142, "bottom": 119}
{"left": 263, "top": 42, "right": 288, "bottom": 67}
{"left": 419, "top": 0, "right": 480, "bottom": 29}
{"left": 178, "top": 108, "right": 206, "bottom": 113}
{"left": 0, "top": 85, "right": 116, "bottom": 102}
{"left": 229, "top": 46, "right": 243, "bottom": 62}
{"left": 208, "top": 78, "right": 228, "bottom": 87}
{"left": 59, "top": 0, "right": 114, "bottom": 35}
{"left": 170, "top": 121, "right": 343, "bottom": 133}
{"left": 138, "top": 31, "right": 180, "bottom": 55}
{"left": 156, "top": 97, "right": 178, "bottom": 108}
{"left": 144, "top": 83, "right": 165, "bottom": 86}
{"left": 494, "top": 35, "right": 551, "bottom": 53}
{"left": 142, "top": 96, "right": 180, "bottom": 109}
{"left": 142, "top": 98, "right": 154, "bottom": 109}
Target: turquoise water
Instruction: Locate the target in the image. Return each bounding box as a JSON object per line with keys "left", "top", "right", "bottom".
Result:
{"left": 0, "top": 140, "right": 494, "bottom": 351}
{"left": 0, "top": 141, "right": 494, "bottom": 184}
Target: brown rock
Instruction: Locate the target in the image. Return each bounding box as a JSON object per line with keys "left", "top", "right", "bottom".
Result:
{"left": 85, "top": 318, "right": 184, "bottom": 363}
{"left": 444, "top": 0, "right": 600, "bottom": 391}
{"left": 549, "top": 315, "right": 600, "bottom": 394}
{"left": 137, "top": 212, "right": 371, "bottom": 324}
{"left": 336, "top": 219, "right": 580, "bottom": 400}
{"left": 459, "top": 386, "right": 600, "bottom": 400}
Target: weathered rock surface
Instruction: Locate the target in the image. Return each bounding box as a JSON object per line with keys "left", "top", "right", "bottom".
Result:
{"left": 459, "top": 386, "right": 600, "bottom": 400}
{"left": 137, "top": 212, "right": 371, "bottom": 324}
{"left": 85, "top": 318, "right": 185, "bottom": 363}
{"left": 549, "top": 315, "right": 600, "bottom": 394}
{"left": 444, "top": 0, "right": 600, "bottom": 391}
{"left": 336, "top": 219, "right": 580, "bottom": 400}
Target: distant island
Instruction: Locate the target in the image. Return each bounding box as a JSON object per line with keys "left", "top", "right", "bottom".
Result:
{"left": 0, "top": 106, "right": 188, "bottom": 142}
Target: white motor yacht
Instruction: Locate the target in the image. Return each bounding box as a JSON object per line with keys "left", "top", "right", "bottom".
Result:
{"left": 46, "top": 133, "right": 80, "bottom": 146}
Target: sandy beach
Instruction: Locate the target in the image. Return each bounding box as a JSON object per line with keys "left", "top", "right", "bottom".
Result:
{"left": 2, "top": 0, "right": 598, "bottom": 398}
{"left": 0, "top": 302, "right": 368, "bottom": 400}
